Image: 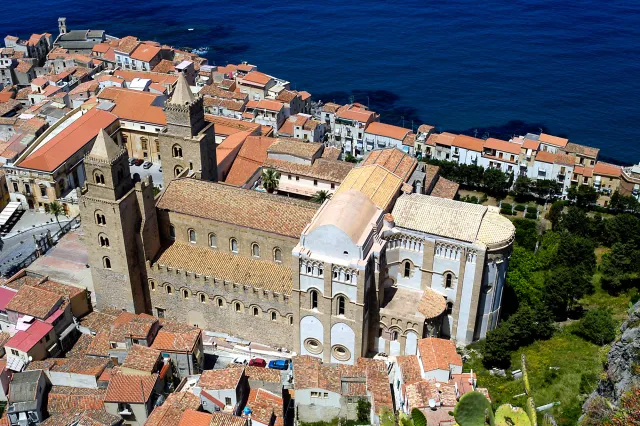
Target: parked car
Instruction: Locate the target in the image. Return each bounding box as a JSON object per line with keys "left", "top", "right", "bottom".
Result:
{"left": 134, "top": 159, "right": 144, "bottom": 166}
{"left": 142, "top": 161, "right": 153, "bottom": 169}
{"left": 249, "top": 358, "right": 266, "bottom": 368}
{"left": 232, "top": 356, "right": 250, "bottom": 365}
{"left": 128, "top": 158, "right": 135, "bottom": 165}
{"left": 268, "top": 359, "right": 289, "bottom": 370}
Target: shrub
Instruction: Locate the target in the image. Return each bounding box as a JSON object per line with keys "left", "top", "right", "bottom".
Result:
{"left": 515, "top": 204, "right": 526, "bottom": 211}
{"left": 525, "top": 211, "right": 538, "bottom": 220}
{"left": 572, "top": 308, "right": 616, "bottom": 345}
{"left": 501, "top": 202, "right": 512, "bottom": 210}
{"left": 500, "top": 208, "right": 514, "bottom": 216}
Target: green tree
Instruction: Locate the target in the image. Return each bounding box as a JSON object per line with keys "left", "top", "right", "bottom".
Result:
{"left": 512, "top": 219, "right": 538, "bottom": 251}
{"left": 513, "top": 176, "right": 533, "bottom": 200}
{"left": 557, "top": 206, "right": 589, "bottom": 235}
{"left": 311, "top": 190, "right": 332, "bottom": 204}
{"left": 567, "top": 184, "right": 599, "bottom": 208}
{"left": 356, "top": 398, "right": 371, "bottom": 423}
{"left": 546, "top": 200, "right": 565, "bottom": 230}
{"left": 572, "top": 308, "right": 616, "bottom": 345}
{"left": 534, "top": 179, "right": 561, "bottom": 200}
{"left": 543, "top": 266, "right": 593, "bottom": 320}
{"left": 261, "top": 169, "right": 281, "bottom": 193}
{"left": 483, "top": 168, "right": 509, "bottom": 195}
{"left": 344, "top": 153, "right": 358, "bottom": 163}
{"left": 603, "top": 213, "right": 640, "bottom": 246}
{"left": 555, "top": 233, "right": 596, "bottom": 271}
{"left": 48, "top": 201, "right": 65, "bottom": 231}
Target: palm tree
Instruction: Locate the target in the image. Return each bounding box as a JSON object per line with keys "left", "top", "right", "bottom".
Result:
{"left": 312, "top": 190, "right": 332, "bottom": 204}
{"left": 49, "top": 201, "right": 64, "bottom": 231}
{"left": 261, "top": 169, "right": 280, "bottom": 193}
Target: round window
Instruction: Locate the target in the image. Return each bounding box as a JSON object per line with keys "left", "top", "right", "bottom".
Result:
{"left": 331, "top": 344, "right": 351, "bottom": 362}
{"left": 303, "top": 338, "right": 323, "bottom": 355}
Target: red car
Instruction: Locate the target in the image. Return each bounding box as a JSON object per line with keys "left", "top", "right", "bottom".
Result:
{"left": 249, "top": 358, "right": 266, "bottom": 368}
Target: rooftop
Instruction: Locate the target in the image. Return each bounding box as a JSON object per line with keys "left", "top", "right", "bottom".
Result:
{"left": 263, "top": 157, "right": 354, "bottom": 183}
{"left": 16, "top": 108, "right": 118, "bottom": 173}
{"left": 154, "top": 242, "right": 293, "bottom": 294}
{"left": 430, "top": 177, "right": 459, "bottom": 199}
{"left": 151, "top": 321, "right": 201, "bottom": 353}
{"left": 157, "top": 178, "right": 317, "bottom": 238}
{"left": 267, "top": 138, "right": 323, "bottom": 160}
{"left": 98, "top": 87, "right": 166, "bottom": 125}
{"left": 105, "top": 371, "right": 158, "bottom": 403}
{"left": 418, "top": 338, "right": 463, "bottom": 372}
{"left": 365, "top": 122, "right": 411, "bottom": 140}
{"left": 199, "top": 367, "right": 244, "bottom": 390}
{"left": 121, "top": 344, "right": 161, "bottom": 373}
{"left": 47, "top": 386, "right": 106, "bottom": 413}
{"left": 224, "top": 136, "right": 276, "bottom": 186}
{"left": 566, "top": 142, "right": 599, "bottom": 158}
{"left": 483, "top": 137, "right": 521, "bottom": 155}
{"left": 334, "top": 164, "right": 404, "bottom": 210}
{"left": 5, "top": 284, "right": 61, "bottom": 318}
{"left": 361, "top": 148, "right": 417, "bottom": 181}
{"left": 593, "top": 161, "right": 622, "bottom": 177}
{"left": 397, "top": 355, "right": 422, "bottom": 385}
{"left": 392, "top": 194, "right": 515, "bottom": 249}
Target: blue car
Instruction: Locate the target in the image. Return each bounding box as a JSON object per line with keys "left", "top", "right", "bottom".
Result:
{"left": 268, "top": 359, "right": 290, "bottom": 370}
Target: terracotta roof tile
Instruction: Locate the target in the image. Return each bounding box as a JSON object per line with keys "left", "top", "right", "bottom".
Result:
{"left": 205, "top": 115, "right": 261, "bottom": 136}
{"left": 322, "top": 103, "right": 341, "bottom": 113}
{"left": 264, "top": 157, "right": 354, "bottom": 183}
{"left": 227, "top": 365, "right": 281, "bottom": 382}
{"left": 17, "top": 108, "right": 118, "bottom": 173}
{"left": 130, "top": 43, "right": 161, "bottom": 62}
{"left": 484, "top": 138, "right": 521, "bottom": 155}
{"left": 65, "top": 333, "right": 95, "bottom": 358}
{"left": 199, "top": 367, "right": 244, "bottom": 390}
{"left": 80, "top": 311, "right": 119, "bottom": 334}
{"left": 335, "top": 164, "right": 404, "bottom": 210}
{"left": 566, "top": 142, "right": 599, "bottom": 158}
{"left": 154, "top": 242, "right": 293, "bottom": 294}
{"left": 417, "top": 287, "right": 447, "bottom": 319}
{"left": 48, "top": 386, "right": 106, "bottom": 413}
{"left": 115, "top": 36, "right": 140, "bottom": 54}
{"left": 365, "top": 122, "right": 411, "bottom": 140}
{"left": 267, "top": 138, "right": 323, "bottom": 159}
{"left": 417, "top": 338, "right": 462, "bottom": 373}
{"left": 427, "top": 132, "right": 456, "bottom": 147}
{"left": 109, "top": 312, "right": 157, "bottom": 342}
{"left": 539, "top": 133, "right": 569, "bottom": 147}
{"left": 594, "top": 161, "right": 622, "bottom": 177}
{"left": 151, "top": 321, "right": 201, "bottom": 353}
{"left": 105, "top": 371, "right": 158, "bottom": 403}
{"left": 113, "top": 69, "right": 178, "bottom": 86}
{"left": 431, "top": 177, "right": 459, "bottom": 199}
{"left": 246, "top": 388, "right": 282, "bottom": 425}
{"left": 397, "top": 355, "right": 422, "bottom": 385}
{"left": 122, "top": 344, "right": 161, "bottom": 373}
{"left": 98, "top": 87, "right": 166, "bottom": 125}
{"left": 157, "top": 177, "right": 317, "bottom": 238}
{"left": 361, "top": 148, "right": 417, "bottom": 181}
{"left": 6, "top": 285, "right": 61, "bottom": 318}
{"left": 240, "top": 71, "right": 272, "bottom": 87}
{"left": 41, "top": 410, "right": 121, "bottom": 426}
{"left": 86, "top": 332, "right": 110, "bottom": 357}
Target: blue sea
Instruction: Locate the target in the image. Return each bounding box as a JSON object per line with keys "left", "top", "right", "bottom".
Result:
{"left": 2, "top": 0, "right": 640, "bottom": 163}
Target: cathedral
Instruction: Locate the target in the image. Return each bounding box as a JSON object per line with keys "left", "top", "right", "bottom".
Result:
{"left": 80, "top": 74, "right": 515, "bottom": 365}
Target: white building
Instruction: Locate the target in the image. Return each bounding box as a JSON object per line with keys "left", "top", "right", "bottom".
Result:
{"left": 362, "top": 122, "right": 412, "bottom": 154}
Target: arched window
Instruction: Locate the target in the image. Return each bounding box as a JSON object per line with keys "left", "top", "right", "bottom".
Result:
{"left": 253, "top": 307, "right": 259, "bottom": 316}
{"left": 289, "top": 316, "right": 293, "bottom": 325}
{"left": 169, "top": 224, "right": 176, "bottom": 239}
{"left": 230, "top": 238, "right": 238, "bottom": 253}
{"left": 95, "top": 211, "right": 106, "bottom": 225}
{"left": 174, "top": 166, "right": 184, "bottom": 177}
{"left": 273, "top": 248, "right": 282, "bottom": 263}
{"left": 99, "top": 235, "right": 110, "bottom": 247}
{"left": 217, "top": 298, "right": 223, "bottom": 307}
{"left": 94, "top": 171, "right": 105, "bottom": 185}
{"left": 188, "top": 229, "right": 196, "bottom": 243}
{"left": 404, "top": 261, "right": 411, "bottom": 278}
{"left": 235, "top": 302, "right": 241, "bottom": 312}
{"left": 445, "top": 273, "right": 453, "bottom": 288}
{"left": 172, "top": 145, "right": 183, "bottom": 158}
{"left": 446, "top": 301, "right": 453, "bottom": 315}
{"left": 337, "top": 296, "right": 345, "bottom": 316}
{"left": 391, "top": 330, "right": 399, "bottom": 341}
{"left": 166, "top": 285, "right": 173, "bottom": 295}
{"left": 271, "top": 311, "right": 277, "bottom": 321}
{"left": 149, "top": 280, "right": 156, "bottom": 291}
{"left": 251, "top": 243, "right": 260, "bottom": 258}
{"left": 310, "top": 290, "right": 318, "bottom": 310}
{"left": 182, "top": 289, "right": 189, "bottom": 299}
{"left": 200, "top": 293, "right": 207, "bottom": 303}
{"left": 103, "top": 257, "right": 111, "bottom": 269}
{"left": 140, "top": 137, "right": 148, "bottom": 150}
{"left": 209, "top": 233, "right": 217, "bottom": 248}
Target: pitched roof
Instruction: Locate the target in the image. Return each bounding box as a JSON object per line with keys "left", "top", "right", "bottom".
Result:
{"left": 6, "top": 284, "right": 61, "bottom": 318}
{"left": 98, "top": 87, "right": 166, "bottom": 125}
{"left": 17, "top": 108, "right": 118, "bottom": 172}
{"left": 534, "top": 150, "right": 556, "bottom": 164}
{"left": 430, "top": 177, "right": 459, "bottom": 199}
{"left": 417, "top": 338, "right": 462, "bottom": 372}
{"left": 0, "top": 286, "right": 17, "bottom": 311}
{"left": 47, "top": 386, "right": 106, "bottom": 413}
{"left": 427, "top": 132, "right": 456, "bottom": 147}
{"left": 565, "top": 142, "right": 599, "bottom": 158}
{"left": 224, "top": 136, "right": 276, "bottom": 185}
{"left": 9, "top": 370, "right": 43, "bottom": 403}
{"left": 483, "top": 137, "right": 521, "bottom": 155}
{"left": 205, "top": 115, "right": 261, "bottom": 136}
{"left": 86, "top": 332, "right": 110, "bottom": 357}
{"left": 121, "top": 344, "right": 161, "bottom": 373}
{"left": 199, "top": 367, "right": 244, "bottom": 390}
{"left": 451, "top": 134, "right": 484, "bottom": 152}
{"left": 522, "top": 138, "right": 540, "bottom": 150}
{"left": 267, "top": 138, "right": 323, "bottom": 160}
{"left": 5, "top": 320, "right": 53, "bottom": 352}
{"left": 170, "top": 73, "right": 195, "bottom": 105}
{"left": 255, "top": 99, "right": 284, "bottom": 112}
{"left": 594, "top": 161, "right": 622, "bottom": 177}
{"left": 539, "top": 133, "right": 569, "bottom": 148}
{"left": 41, "top": 410, "right": 121, "bottom": 426}
{"left": 334, "top": 164, "right": 404, "bottom": 210}
{"left": 154, "top": 242, "right": 293, "bottom": 294}
{"left": 130, "top": 43, "right": 161, "bottom": 62}
{"left": 263, "top": 157, "right": 354, "bottom": 183}
{"left": 365, "top": 122, "right": 411, "bottom": 140}
{"left": 397, "top": 355, "right": 422, "bottom": 385}
{"left": 105, "top": 371, "right": 158, "bottom": 403}
{"left": 417, "top": 287, "right": 447, "bottom": 319}
{"left": 227, "top": 364, "right": 282, "bottom": 382}
{"left": 79, "top": 310, "right": 119, "bottom": 334}
{"left": 112, "top": 69, "right": 178, "bottom": 86}
{"left": 246, "top": 388, "right": 282, "bottom": 426}
{"left": 114, "top": 36, "right": 139, "bottom": 54}
{"left": 109, "top": 312, "right": 157, "bottom": 342}
{"left": 240, "top": 71, "right": 272, "bottom": 87}
{"left": 361, "top": 148, "right": 417, "bottom": 181}
{"left": 336, "top": 105, "right": 376, "bottom": 123}
{"left": 151, "top": 321, "right": 201, "bottom": 353}
{"left": 87, "top": 128, "right": 123, "bottom": 161}
{"left": 157, "top": 178, "right": 317, "bottom": 238}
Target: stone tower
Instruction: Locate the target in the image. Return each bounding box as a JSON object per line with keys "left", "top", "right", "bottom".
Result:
{"left": 159, "top": 73, "right": 217, "bottom": 185}
{"left": 80, "top": 129, "right": 161, "bottom": 313}
{"left": 58, "top": 17, "right": 67, "bottom": 35}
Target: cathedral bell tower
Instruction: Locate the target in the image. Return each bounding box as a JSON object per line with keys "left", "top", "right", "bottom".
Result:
{"left": 80, "top": 129, "right": 160, "bottom": 313}
{"left": 159, "top": 73, "right": 217, "bottom": 184}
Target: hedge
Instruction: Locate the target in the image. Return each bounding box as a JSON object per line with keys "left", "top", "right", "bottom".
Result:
{"left": 501, "top": 208, "right": 515, "bottom": 216}
{"left": 515, "top": 204, "right": 526, "bottom": 211}
{"left": 501, "top": 202, "right": 512, "bottom": 210}
{"left": 525, "top": 211, "right": 538, "bottom": 220}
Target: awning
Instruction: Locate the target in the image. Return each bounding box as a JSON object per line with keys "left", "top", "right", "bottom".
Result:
{"left": 0, "top": 201, "right": 22, "bottom": 227}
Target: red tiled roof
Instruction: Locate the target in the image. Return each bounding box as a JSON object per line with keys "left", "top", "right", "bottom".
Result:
{"left": 121, "top": 344, "right": 161, "bottom": 373}
{"left": 224, "top": 136, "right": 276, "bottom": 185}
{"left": 483, "top": 137, "right": 521, "bottom": 155}
{"left": 17, "top": 108, "right": 118, "bottom": 172}
{"left": 130, "top": 43, "right": 161, "bottom": 62}
{"left": 199, "top": 367, "right": 244, "bottom": 390}
{"left": 451, "top": 134, "right": 484, "bottom": 152}
{"left": 256, "top": 99, "right": 284, "bottom": 112}
{"left": 417, "top": 338, "right": 462, "bottom": 373}
{"left": 6, "top": 284, "right": 61, "bottom": 318}
{"left": 365, "top": 122, "right": 410, "bottom": 140}
{"left": 0, "top": 287, "right": 17, "bottom": 311}
{"left": 427, "top": 132, "right": 456, "bottom": 147}
{"left": 98, "top": 87, "right": 166, "bottom": 125}
{"left": 105, "top": 371, "right": 158, "bottom": 403}
{"left": 539, "top": 133, "right": 569, "bottom": 148}
{"left": 361, "top": 148, "right": 417, "bottom": 181}
{"left": 240, "top": 71, "right": 272, "bottom": 87}
{"left": 534, "top": 150, "right": 556, "bottom": 164}
{"left": 151, "top": 321, "right": 201, "bottom": 353}
{"left": 5, "top": 320, "right": 53, "bottom": 352}
{"left": 594, "top": 161, "right": 622, "bottom": 177}
{"left": 521, "top": 138, "right": 540, "bottom": 150}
